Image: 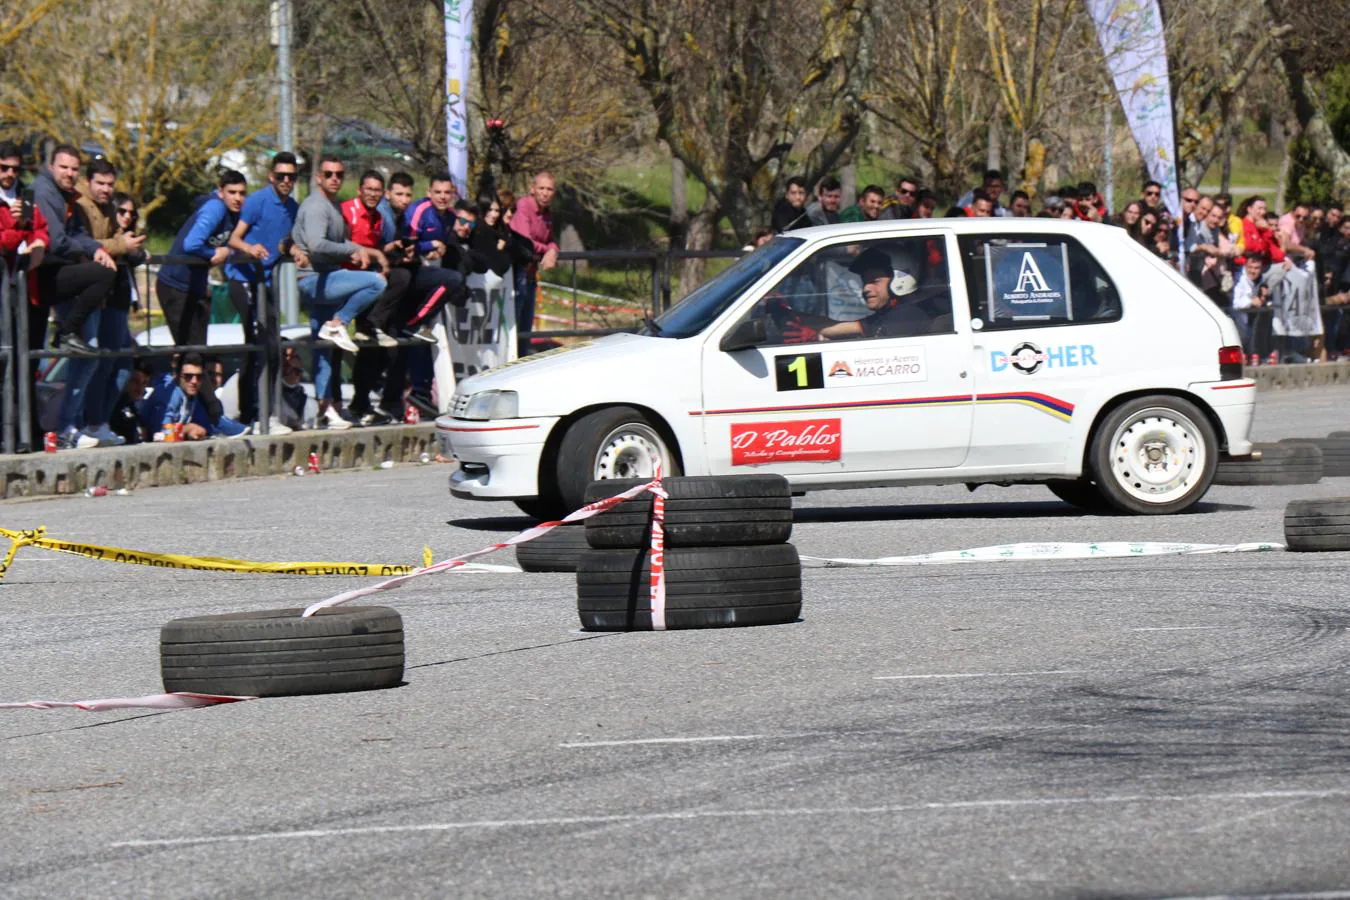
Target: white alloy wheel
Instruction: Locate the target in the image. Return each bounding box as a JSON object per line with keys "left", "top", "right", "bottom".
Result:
{"left": 592, "top": 422, "right": 669, "bottom": 480}
{"left": 1106, "top": 406, "right": 1206, "bottom": 504}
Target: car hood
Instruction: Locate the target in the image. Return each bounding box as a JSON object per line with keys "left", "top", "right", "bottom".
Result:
{"left": 451, "top": 333, "right": 687, "bottom": 417}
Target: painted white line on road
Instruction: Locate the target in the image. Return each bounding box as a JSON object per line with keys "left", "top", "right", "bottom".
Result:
{"left": 560, "top": 735, "right": 767, "bottom": 748}
{"left": 1189, "top": 798, "right": 1310, "bottom": 834}
{"left": 874, "top": 670, "right": 1084, "bottom": 681}
{"left": 111, "top": 788, "right": 1350, "bottom": 849}
{"left": 1160, "top": 891, "right": 1350, "bottom": 899}
{"left": 1131, "top": 626, "right": 1230, "bottom": 632}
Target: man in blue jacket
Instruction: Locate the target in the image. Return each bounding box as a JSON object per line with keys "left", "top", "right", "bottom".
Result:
{"left": 155, "top": 170, "right": 248, "bottom": 346}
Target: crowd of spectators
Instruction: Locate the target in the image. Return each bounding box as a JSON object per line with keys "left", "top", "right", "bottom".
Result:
{"left": 770, "top": 168, "right": 1347, "bottom": 363}
{"left": 0, "top": 141, "right": 559, "bottom": 452}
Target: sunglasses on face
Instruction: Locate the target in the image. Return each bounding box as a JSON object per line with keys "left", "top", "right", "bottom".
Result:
{"left": 181, "top": 372, "right": 202, "bottom": 382}
{"left": 320, "top": 170, "right": 345, "bottom": 180}
{"left": 1144, "top": 190, "right": 1161, "bottom": 197}
{"left": 273, "top": 171, "right": 297, "bottom": 181}
{"left": 0, "top": 164, "right": 17, "bottom": 173}
{"left": 117, "top": 207, "right": 136, "bottom": 216}
{"left": 897, "top": 187, "right": 916, "bottom": 196}
{"left": 456, "top": 216, "right": 476, "bottom": 227}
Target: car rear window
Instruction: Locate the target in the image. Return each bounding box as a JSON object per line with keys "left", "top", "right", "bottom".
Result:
{"left": 958, "top": 234, "right": 1122, "bottom": 331}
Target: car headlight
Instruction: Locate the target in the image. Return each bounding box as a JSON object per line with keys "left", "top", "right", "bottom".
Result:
{"left": 463, "top": 390, "right": 518, "bottom": 421}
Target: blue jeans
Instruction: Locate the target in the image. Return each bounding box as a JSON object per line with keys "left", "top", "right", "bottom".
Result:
{"left": 514, "top": 268, "right": 536, "bottom": 353}
{"left": 87, "top": 306, "right": 132, "bottom": 427}
{"left": 1225, "top": 308, "right": 1254, "bottom": 354}
{"left": 299, "top": 270, "right": 385, "bottom": 402}
{"left": 55, "top": 302, "right": 101, "bottom": 433}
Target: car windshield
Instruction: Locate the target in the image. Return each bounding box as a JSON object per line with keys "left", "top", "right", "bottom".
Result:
{"left": 645, "top": 237, "right": 803, "bottom": 338}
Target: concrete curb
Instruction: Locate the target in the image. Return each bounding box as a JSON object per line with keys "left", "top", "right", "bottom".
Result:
{"left": 0, "top": 425, "right": 437, "bottom": 499}
{"left": 1247, "top": 361, "right": 1350, "bottom": 391}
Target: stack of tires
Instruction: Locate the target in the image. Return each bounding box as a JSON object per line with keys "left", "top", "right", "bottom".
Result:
{"left": 1214, "top": 442, "right": 1323, "bottom": 486}
{"left": 575, "top": 474, "right": 802, "bottom": 631}
{"left": 1284, "top": 435, "right": 1350, "bottom": 477}
{"left": 1284, "top": 498, "right": 1350, "bottom": 551}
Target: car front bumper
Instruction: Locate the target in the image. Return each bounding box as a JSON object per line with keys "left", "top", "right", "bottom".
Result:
{"left": 437, "top": 416, "right": 559, "bottom": 500}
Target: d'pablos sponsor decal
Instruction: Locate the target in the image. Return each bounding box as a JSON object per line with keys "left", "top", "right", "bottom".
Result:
{"left": 991, "top": 342, "right": 1098, "bottom": 374}
{"left": 730, "top": 418, "right": 842, "bottom": 465}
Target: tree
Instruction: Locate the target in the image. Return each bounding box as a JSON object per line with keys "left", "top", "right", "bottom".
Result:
{"left": 0, "top": 0, "right": 270, "bottom": 214}
{"left": 0, "top": 0, "right": 58, "bottom": 54}
{"left": 864, "top": 0, "right": 989, "bottom": 199}
{"left": 575, "top": 0, "right": 876, "bottom": 247}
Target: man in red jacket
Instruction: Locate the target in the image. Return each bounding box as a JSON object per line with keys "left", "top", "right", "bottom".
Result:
{"left": 0, "top": 141, "right": 51, "bottom": 448}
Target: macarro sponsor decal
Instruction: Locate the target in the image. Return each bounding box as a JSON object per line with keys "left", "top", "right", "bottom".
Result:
{"left": 823, "top": 347, "right": 927, "bottom": 387}
{"left": 731, "top": 418, "right": 842, "bottom": 465}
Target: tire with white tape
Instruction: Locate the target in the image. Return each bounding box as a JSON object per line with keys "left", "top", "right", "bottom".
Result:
{"left": 584, "top": 475, "right": 793, "bottom": 549}
{"left": 576, "top": 545, "right": 802, "bottom": 630}
{"left": 515, "top": 524, "right": 590, "bottom": 573}
{"left": 1284, "top": 498, "right": 1350, "bottom": 551}
{"left": 161, "top": 607, "right": 404, "bottom": 697}
{"left": 1214, "top": 443, "right": 1322, "bottom": 486}
{"left": 1280, "top": 437, "right": 1350, "bottom": 477}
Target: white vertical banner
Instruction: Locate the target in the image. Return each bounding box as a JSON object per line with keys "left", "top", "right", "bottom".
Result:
{"left": 443, "top": 0, "right": 473, "bottom": 194}
{"left": 431, "top": 270, "right": 518, "bottom": 410}
{"left": 1084, "top": 0, "right": 1180, "bottom": 218}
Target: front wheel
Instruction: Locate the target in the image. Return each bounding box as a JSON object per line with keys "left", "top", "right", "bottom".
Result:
{"left": 554, "top": 406, "right": 682, "bottom": 515}
{"left": 1088, "top": 396, "right": 1217, "bottom": 515}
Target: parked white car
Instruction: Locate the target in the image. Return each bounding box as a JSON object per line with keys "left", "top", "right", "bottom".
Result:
{"left": 437, "top": 219, "right": 1255, "bottom": 518}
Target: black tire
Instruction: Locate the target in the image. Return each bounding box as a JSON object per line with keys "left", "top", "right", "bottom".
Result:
{"left": 161, "top": 606, "right": 404, "bottom": 698}
{"left": 1044, "top": 479, "right": 1113, "bottom": 512}
{"left": 1279, "top": 437, "right": 1350, "bottom": 477}
{"left": 576, "top": 545, "right": 802, "bottom": 631}
{"left": 583, "top": 475, "right": 793, "bottom": 549}
{"left": 1284, "top": 498, "right": 1350, "bottom": 551}
{"left": 553, "top": 406, "right": 682, "bottom": 517}
{"left": 1214, "top": 442, "right": 1323, "bottom": 485}
{"left": 515, "top": 524, "right": 589, "bottom": 573}
{"left": 1087, "top": 395, "right": 1218, "bottom": 514}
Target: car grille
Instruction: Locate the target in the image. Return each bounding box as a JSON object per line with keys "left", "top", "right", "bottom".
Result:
{"left": 450, "top": 392, "right": 471, "bottom": 418}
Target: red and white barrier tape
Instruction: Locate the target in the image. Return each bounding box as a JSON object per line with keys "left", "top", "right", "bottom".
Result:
{"left": 647, "top": 464, "right": 669, "bottom": 631}
{"left": 302, "top": 476, "right": 665, "bottom": 617}
{"left": 0, "top": 692, "right": 253, "bottom": 711}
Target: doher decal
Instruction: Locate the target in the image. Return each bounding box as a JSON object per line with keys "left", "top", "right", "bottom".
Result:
{"left": 730, "top": 418, "right": 842, "bottom": 465}
{"left": 990, "top": 343, "right": 1097, "bottom": 374}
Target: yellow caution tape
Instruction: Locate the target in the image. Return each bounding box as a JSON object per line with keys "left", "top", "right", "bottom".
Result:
{"left": 0, "top": 526, "right": 420, "bottom": 581}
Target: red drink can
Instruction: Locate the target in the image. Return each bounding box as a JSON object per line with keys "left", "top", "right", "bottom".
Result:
{"left": 307, "top": 451, "right": 321, "bottom": 473}
{"left": 404, "top": 405, "right": 420, "bottom": 424}
{"left": 44, "top": 431, "right": 58, "bottom": 453}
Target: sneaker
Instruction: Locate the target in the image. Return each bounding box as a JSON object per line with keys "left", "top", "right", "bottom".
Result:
{"left": 86, "top": 424, "right": 125, "bottom": 447}
{"left": 371, "top": 327, "right": 399, "bottom": 348}
{"left": 59, "top": 333, "right": 96, "bottom": 355}
{"left": 320, "top": 405, "right": 351, "bottom": 430}
{"left": 319, "top": 321, "right": 359, "bottom": 354}
{"left": 250, "top": 417, "right": 294, "bottom": 436}
{"left": 359, "top": 410, "right": 395, "bottom": 427}
{"left": 412, "top": 325, "right": 438, "bottom": 344}
{"left": 58, "top": 426, "right": 99, "bottom": 450}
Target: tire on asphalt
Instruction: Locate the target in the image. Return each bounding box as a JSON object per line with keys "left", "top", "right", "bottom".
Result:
{"left": 584, "top": 475, "right": 793, "bottom": 549}
{"left": 514, "top": 497, "right": 564, "bottom": 521}
{"left": 553, "top": 406, "right": 683, "bottom": 519}
{"left": 1279, "top": 437, "right": 1350, "bottom": 477}
{"left": 515, "top": 524, "right": 590, "bottom": 572}
{"left": 160, "top": 606, "right": 404, "bottom": 697}
{"left": 576, "top": 544, "right": 802, "bottom": 631}
{"left": 1213, "top": 442, "right": 1323, "bottom": 486}
{"left": 1284, "top": 498, "right": 1350, "bottom": 551}
{"left": 1044, "top": 478, "right": 1114, "bottom": 512}
{"left": 1087, "top": 395, "right": 1218, "bottom": 514}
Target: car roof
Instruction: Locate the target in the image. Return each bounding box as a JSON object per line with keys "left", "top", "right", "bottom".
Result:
{"left": 785, "top": 217, "right": 1123, "bottom": 241}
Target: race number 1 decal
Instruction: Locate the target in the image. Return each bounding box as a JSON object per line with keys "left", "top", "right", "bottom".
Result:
{"left": 774, "top": 353, "right": 824, "bottom": 391}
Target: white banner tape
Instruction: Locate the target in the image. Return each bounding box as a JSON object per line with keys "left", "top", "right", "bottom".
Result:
{"left": 647, "top": 465, "right": 668, "bottom": 631}
{"left": 0, "top": 692, "right": 254, "bottom": 711}
{"left": 800, "top": 541, "right": 1283, "bottom": 568}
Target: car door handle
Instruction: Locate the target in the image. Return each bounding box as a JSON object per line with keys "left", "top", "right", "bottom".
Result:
{"left": 959, "top": 370, "right": 967, "bottom": 378}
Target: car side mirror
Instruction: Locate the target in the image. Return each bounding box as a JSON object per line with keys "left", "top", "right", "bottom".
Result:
{"left": 720, "top": 317, "right": 766, "bottom": 352}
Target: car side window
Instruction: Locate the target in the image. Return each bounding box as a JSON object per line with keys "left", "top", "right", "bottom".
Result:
{"left": 741, "top": 236, "right": 955, "bottom": 346}
{"left": 958, "top": 234, "right": 1121, "bottom": 330}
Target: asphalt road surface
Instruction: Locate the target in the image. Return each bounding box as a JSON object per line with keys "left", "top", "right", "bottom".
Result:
{"left": 4, "top": 387, "right": 1350, "bottom": 899}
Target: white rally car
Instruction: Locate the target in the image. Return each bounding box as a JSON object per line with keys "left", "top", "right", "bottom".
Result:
{"left": 437, "top": 218, "right": 1255, "bottom": 519}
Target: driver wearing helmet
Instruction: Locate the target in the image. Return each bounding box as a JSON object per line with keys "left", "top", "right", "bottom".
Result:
{"left": 786, "top": 247, "right": 941, "bottom": 342}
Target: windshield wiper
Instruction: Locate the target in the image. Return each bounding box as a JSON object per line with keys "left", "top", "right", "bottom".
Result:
{"left": 642, "top": 316, "right": 664, "bottom": 336}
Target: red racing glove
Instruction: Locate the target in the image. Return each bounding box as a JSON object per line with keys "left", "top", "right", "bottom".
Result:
{"left": 782, "top": 319, "right": 819, "bottom": 343}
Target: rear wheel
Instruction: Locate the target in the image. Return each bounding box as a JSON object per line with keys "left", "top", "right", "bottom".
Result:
{"left": 554, "top": 406, "right": 682, "bottom": 514}
{"left": 1088, "top": 396, "right": 1217, "bottom": 515}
